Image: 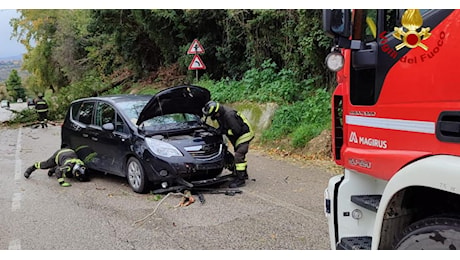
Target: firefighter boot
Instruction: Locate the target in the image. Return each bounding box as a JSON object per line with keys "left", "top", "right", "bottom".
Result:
{"left": 24, "top": 165, "right": 36, "bottom": 179}
{"left": 229, "top": 170, "right": 246, "bottom": 188}
{"left": 58, "top": 177, "right": 71, "bottom": 187}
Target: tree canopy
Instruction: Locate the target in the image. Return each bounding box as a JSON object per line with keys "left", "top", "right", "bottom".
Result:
{"left": 10, "top": 9, "right": 334, "bottom": 98}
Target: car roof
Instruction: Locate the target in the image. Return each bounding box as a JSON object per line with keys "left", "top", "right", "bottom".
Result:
{"left": 72, "top": 94, "right": 153, "bottom": 105}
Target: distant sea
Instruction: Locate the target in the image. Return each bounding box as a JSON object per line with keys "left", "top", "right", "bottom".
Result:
{"left": 0, "top": 54, "right": 22, "bottom": 61}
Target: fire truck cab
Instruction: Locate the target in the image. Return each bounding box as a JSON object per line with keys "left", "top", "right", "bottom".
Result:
{"left": 323, "top": 9, "right": 460, "bottom": 249}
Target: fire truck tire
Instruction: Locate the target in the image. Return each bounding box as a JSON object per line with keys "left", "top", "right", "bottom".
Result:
{"left": 394, "top": 216, "right": 460, "bottom": 250}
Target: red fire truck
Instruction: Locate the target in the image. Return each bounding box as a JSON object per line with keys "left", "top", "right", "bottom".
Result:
{"left": 323, "top": 9, "right": 460, "bottom": 249}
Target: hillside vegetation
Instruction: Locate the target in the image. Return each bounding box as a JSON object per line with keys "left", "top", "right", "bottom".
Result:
{"left": 8, "top": 9, "right": 335, "bottom": 155}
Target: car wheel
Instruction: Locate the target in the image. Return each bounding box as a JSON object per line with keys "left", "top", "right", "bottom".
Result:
{"left": 126, "top": 157, "right": 148, "bottom": 194}
{"left": 394, "top": 216, "right": 460, "bottom": 249}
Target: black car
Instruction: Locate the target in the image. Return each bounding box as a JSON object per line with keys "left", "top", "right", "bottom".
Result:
{"left": 61, "top": 85, "right": 232, "bottom": 193}
{"left": 27, "top": 98, "right": 35, "bottom": 108}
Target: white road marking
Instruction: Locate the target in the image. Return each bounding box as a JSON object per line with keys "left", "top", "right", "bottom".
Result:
{"left": 8, "top": 239, "right": 21, "bottom": 250}
{"left": 11, "top": 192, "right": 22, "bottom": 212}
{"left": 14, "top": 127, "right": 23, "bottom": 181}
{"left": 10, "top": 128, "right": 23, "bottom": 250}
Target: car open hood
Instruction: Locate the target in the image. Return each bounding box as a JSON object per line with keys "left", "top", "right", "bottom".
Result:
{"left": 136, "top": 85, "right": 211, "bottom": 126}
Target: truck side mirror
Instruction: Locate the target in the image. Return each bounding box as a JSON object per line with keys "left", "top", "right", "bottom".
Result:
{"left": 323, "top": 9, "right": 351, "bottom": 38}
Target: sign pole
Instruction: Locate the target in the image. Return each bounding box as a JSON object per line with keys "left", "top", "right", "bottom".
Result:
{"left": 195, "top": 45, "right": 199, "bottom": 81}
{"left": 187, "top": 39, "right": 206, "bottom": 82}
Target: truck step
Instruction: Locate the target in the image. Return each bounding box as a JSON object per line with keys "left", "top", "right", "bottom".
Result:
{"left": 351, "top": 195, "right": 381, "bottom": 212}
{"left": 337, "top": 236, "right": 372, "bottom": 250}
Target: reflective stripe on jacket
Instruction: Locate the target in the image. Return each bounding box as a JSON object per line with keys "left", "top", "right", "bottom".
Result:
{"left": 35, "top": 98, "right": 48, "bottom": 113}
{"left": 216, "top": 105, "right": 255, "bottom": 147}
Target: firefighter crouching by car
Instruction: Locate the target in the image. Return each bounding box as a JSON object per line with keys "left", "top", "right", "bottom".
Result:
{"left": 202, "top": 101, "right": 255, "bottom": 188}
{"left": 24, "top": 148, "right": 87, "bottom": 187}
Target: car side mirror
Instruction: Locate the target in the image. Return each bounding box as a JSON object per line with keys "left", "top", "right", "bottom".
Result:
{"left": 102, "top": 122, "right": 115, "bottom": 132}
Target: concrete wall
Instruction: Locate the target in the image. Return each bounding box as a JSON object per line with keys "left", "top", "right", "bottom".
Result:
{"left": 204, "top": 102, "right": 278, "bottom": 141}
{"left": 230, "top": 102, "right": 278, "bottom": 141}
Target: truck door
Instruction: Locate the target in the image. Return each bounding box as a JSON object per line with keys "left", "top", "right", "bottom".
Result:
{"left": 349, "top": 9, "right": 453, "bottom": 106}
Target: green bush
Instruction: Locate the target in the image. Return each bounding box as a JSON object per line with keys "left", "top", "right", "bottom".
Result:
{"left": 196, "top": 60, "right": 332, "bottom": 149}
{"left": 8, "top": 107, "right": 39, "bottom": 125}
{"left": 259, "top": 87, "right": 331, "bottom": 147}
{"left": 291, "top": 123, "right": 324, "bottom": 148}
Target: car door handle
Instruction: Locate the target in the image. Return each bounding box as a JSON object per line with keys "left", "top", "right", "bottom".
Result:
{"left": 82, "top": 133, "right": 89, "bottom": 138}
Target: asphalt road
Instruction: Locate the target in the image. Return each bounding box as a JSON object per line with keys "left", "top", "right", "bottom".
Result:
{"left": 0, "top": 106, "right": 338, "bottom": 252}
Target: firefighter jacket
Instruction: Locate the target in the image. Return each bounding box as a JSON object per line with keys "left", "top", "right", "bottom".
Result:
{"left": 35, "top": 97, "right": 49, "bottom": 113}
{"left": 55, "top": 148, "right": 84, "bottom": 172}
{"left": 215, "top": 105, "right": 254, "bottom": 147}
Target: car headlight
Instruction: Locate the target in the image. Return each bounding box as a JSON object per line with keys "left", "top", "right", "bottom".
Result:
{"left": 146, "top": 138, "right": 183, "bottom": 157}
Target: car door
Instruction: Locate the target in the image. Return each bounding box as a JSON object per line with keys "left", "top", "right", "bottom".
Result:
{"left": 71, "top": 101, "right": 100, "bottom": 170}
{"left": 90, "top": 101, "right": 131, "bottom": 176}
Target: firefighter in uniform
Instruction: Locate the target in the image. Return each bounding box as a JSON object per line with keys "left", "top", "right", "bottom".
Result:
{"left": 35, "top": 93, "right": 49, "bottom": 128}
{"left": 202, "top": 101, "right": 255, "bottom": 188}
{"left": 24, "top": 148, "right": 87, "bottom": 187}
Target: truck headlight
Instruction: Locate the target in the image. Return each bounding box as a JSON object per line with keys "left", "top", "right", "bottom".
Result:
{"left": 325, "top": 51, "right": 344, "bottom": 72}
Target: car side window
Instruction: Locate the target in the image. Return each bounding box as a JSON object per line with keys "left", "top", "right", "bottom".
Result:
{"left": 78, "top": 102, "right": 95, "bottom": 125}
{"left": 71, "top": 102, "right": 82, "bottom": 121}
{"left": 95, "top": 102, "right": 115, "bottom": 127}
{"left": 114, "top": 113, "right": 126, "bottom": 133}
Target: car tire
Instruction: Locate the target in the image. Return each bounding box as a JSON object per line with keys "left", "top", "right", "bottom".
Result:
{"left": 126, "top": 157, "right": 149, "bottom": 194}
{"left": 393, "top": 216, "right": 460, "bottom": 249}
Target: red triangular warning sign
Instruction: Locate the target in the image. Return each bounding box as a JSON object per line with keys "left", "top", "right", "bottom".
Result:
{"left": 187, "top": 39, "right": 205, "bottom": 54}
{"left": 188, "top": 55, "right": 206, "bottom": 70}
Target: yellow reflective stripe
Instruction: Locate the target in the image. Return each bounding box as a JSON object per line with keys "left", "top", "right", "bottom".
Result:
{"left": 34, "top": 162, "right": 40, "bottom": 168}
{"left": 64, "top": 158, "right": 84, "bottom": 166}
{"left": 75, "top": 145, "right": 88, "bottom": 152}
{"left": 235, "top": 112, "right": 254, "bottom": 147}
{"left": 83, "top": 153, "right": 97, "bottom": 164}
{"left": 57, "top": 178, "right": 65, "bottom": 183}
{"left": 55, "top": 149, "right": 74, "bottom": 164}
{"left": 209, "top": 102, "right": 219, "bottom": 114}
{"left": 235, "top": 162, "right": 247, "bottom": 171}
{"left": 60, "top": 166, "right": 71, "bottom": 174}
{"left": 227, "top": 129, "right": 233, "bottom": 136}
{"left": 235, "top": 131, "right": 254, "bottom": 147}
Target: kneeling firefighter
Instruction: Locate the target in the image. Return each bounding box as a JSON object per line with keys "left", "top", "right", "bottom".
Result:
{"left": 24, "top": 148, "right": 87, "bottom": 187}
{"left": 202, "top": 101, "right": 255, "bottom": 188}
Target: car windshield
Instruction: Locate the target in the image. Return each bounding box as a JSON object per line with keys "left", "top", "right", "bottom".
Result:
{"left": 117, "top": 99, "right": 202, "bottom": 131}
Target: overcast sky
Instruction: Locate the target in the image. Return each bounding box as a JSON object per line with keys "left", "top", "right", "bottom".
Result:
{"left": 0, "top": 9, "right": 25, "bottom": 58}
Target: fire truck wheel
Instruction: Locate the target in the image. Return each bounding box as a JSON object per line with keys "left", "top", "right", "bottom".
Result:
{"left": 394, "top": 216, "right": 460, "bottom": 249}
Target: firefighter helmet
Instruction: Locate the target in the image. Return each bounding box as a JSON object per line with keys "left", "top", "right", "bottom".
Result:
{"left": 202, "top": 100, "right": 220, "bottom": 118}
{"left": 72, "top": 163, "right": 86, "bottom": 178}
